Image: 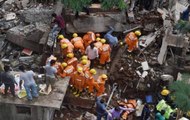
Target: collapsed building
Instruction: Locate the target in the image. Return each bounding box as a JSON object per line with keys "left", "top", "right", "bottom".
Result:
{"left": 0, "top": 0, "right": 190, "bottom": 120}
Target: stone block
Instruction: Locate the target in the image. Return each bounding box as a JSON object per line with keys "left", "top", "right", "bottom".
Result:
{"left": 19, "top": 7, "right": 54, "bottom": 24}
{"left": 4, "top": 12, "right": 16, "bottom": 21}
{"left": 6, "top": 23, "right": 50, "bottom": 53}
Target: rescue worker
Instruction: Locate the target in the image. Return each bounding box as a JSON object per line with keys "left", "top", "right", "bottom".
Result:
{"left": 99, "top": 39, "right": 111, "bottom": 67}
{"left": 60, "top": 42, "right": 74, "bottom": 57}
{"left": 57, "top": 34, "right": 64, "bottom": 42}
{"left": 72, "top": 67, "right": 85, "bottom": 97}
{"left": 84, "top": 69, "right": 97, "bottom": 94}
{"left": 83, "top": 31, "right": 96, "bottom": 48}
{"left": 94, "top": 37, "right": 103, "bottom": 54}
{"left": 65, "top": 53, "right": 78, "bottom": 69}
{"left": 104, "top": 26, "right": 118, "bottom": 48}
{"left": 125, "top": 30, "right": 141, "bottom": 52}
{"left": 95, "top": 74, "right": 108, "bottom": 96}
{"left": 71, "top": 33, "right": 85, "bottom": 54}
{"left": 61, "top": 62, "right": 75, "bottom": 86}
{"left": 58, "top": 35, "right": 74, "bottom": 57}
{"left": 81, "top": 55, "right": 91, "bottom": 68}
{"left": 57, "top": 62, "right": 67, "bottom": 78}
{"left": 77, "top": 59, "right": 90, "bottom": 72}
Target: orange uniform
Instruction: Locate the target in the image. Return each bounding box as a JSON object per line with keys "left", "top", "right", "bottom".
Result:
{"left": 95, "top": 76, "right": 107, "bottom": 96}
{"left": 84, "top": 70, "right": 95, "bottom": 93}
{"left": 83, "top": 31, "right": 96, "bottom": 48}
{"left": 60, "top": 38, "right": 74, "bottom": 56}
{"left": 99, "top": 44, "right": 111, "bottom": 65}
{"left": 72, "top": 71, "right": 85, "bottom": 92}
{"left": 66, "top": 57, "right": 78, "bottom": 69}
{"left": 94, "top": 41, "right": 103, "bottom": 54}
{"left": 125, "top": 32, "right": 139, "bottom": 52}
{"left": 57, "top": 64, "right": 65, "bottom": 78}
{"left": 60, "top": 38, "right": 70, "bottom": 44}
{"left": 61, "top": 43, "right": 74, "bottom": 56}
{"left": 64, "top": 65, "right": 75, "bottom": 85}
{"left": 77, "top": 62, "right": 90, "bottom": 72}
{"left": 71, "top": 37, "right": 85, "bottom": 54}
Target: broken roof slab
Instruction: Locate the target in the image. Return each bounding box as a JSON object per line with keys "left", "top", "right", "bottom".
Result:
{"left": 0, "top": 77, "right": 70, "bottom": 109}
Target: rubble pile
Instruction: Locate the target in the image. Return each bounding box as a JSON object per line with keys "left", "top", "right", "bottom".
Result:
{"left": 0, "top": 0, "right": 54, "bottom": 54}
{"left": 109, "top": 11, "right": 165, "bottom": 97}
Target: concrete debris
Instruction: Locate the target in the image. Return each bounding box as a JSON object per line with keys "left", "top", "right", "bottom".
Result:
{"left": 4, "top": 12, "right": 16, "bottom": 20}
{"left": 83, "top": 112, "right": 96, "bottom": 120}
{"left": 19, "top": 7, "right": 54, "bottom": 24}
{"left": 6, "top": 23, "right": 50, "bottom": 52}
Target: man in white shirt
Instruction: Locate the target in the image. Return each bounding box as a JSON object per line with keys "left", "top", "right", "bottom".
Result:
{"left": 85, "top": 42, "right": 99, "bottom": 68}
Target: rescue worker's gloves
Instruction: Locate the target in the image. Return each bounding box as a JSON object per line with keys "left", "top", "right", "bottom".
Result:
{"left": 81, "top": 55, "right": 88, "bottom": 60}
{"left": 67, "top": 53, "right": 74, "bottom": 58}
{"left": 135, "top": 30, "right": 141, "bottom": 36}
{"left": 61, "top": 62, "right": 67, "bottom": 67}
{"left": 96, "top": 37, "right": 101, "bottom": 41}
{"left": 161, "top": 89, "right": 170, "bottom": 96}
{"left": 101, "top": 74, "right": 108, "bottom": 80}
{"left": 73, "top": 33, "right": 78, "bottom": 38}
{"left": 100, "top": 39, "right": 106, "bottom": 44}
{"left": 61, "top": 43, "right": 68, "bottom": 49}
{"left": 81, "top": 59, "right": 87, "bottom": 65}
{"left": 90, "top": 69, "right": 97, "bottom": 75}
{"left": 77, "top": 67, "right": 83, "bottom": 73}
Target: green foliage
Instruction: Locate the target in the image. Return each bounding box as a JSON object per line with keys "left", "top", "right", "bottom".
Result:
{"left": 61, "top": 0, "right": 92, "bottom": 12}
{"left": 169, "top": 80, "right": 190, "bottom": 112}
{"left": 176, "top": 20, "right": 190, "bottom": 34}
{"left": 62, "top": 0, "right": 127, "bottom": 12}
{"left": 100, "top": 0, "right": 127, "bottom": 10}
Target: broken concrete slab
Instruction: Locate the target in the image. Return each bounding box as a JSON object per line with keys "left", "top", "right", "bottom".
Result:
{"left": 157, "top": 28, "right": 169, "bottom": 65}
{"left": 6, "top": 23, "right": 50, "bottom": 53}
{"left": 4, "top": 12, "right": 16, "bottom": 21}
{"left": 66, "top": 11, "right": 127, "bottom": 33}
{"left": 19, "top": 7, "right": 54, "bottom": 24}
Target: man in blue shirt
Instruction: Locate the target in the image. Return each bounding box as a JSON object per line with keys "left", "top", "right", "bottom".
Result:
{"left": 19, "top": 65, "right": 38, "bottom": 101}
{"left": 96, "top": 94, "right": 108, "bottom": 120}
{"left": 181, "top": 5, "right": 190, "bottom": 21}
{"left": 104, "top": 26, "right": 118, "bottom": 48}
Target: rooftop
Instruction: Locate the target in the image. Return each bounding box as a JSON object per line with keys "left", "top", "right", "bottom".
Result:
{"left": 0, "top": 77, "right": 70, "bottom": 109}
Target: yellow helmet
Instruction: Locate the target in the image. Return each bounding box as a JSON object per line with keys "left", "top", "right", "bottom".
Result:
{"left": 135, "top": 30, "right": 141, "bottom": 36}
{"left": 120, "top": 41, "right": 123, "bottom": 45}
{"left": 101, "top": 74, "right": 108, "bottom": 79}
{"left": 90, "top": 69, "right": 97, "bottom": 75}
{"left": 58, "top": 35, "right": 64, "bottom": 39}
{"left": 81, "top": 59, "right": 87, "bottom": 65}
{"left": 77, "top": 67, "right": 83, "bottom": 73}
{"left": 61, "top": 43, "right": 68, "bottom": 49}
{"left": 67, "top": 53, "right": 74, "bottom": 58}
{"left": 81, "top": 55, "right": 88, "bottom": 60}
{"left": 187, "top": 111, "right": 190, "bottom": 117}
{"left": 61, "top": 62, "right": 67, "bottom": 67}
{"left": 100, "top": 39, "right": 106, "bottom": 44}
{"left": 96, "top": 37, "right": 101, "bottom": 41}
{"left": 161, "top": 89, "right": 170, "bottom": 96}
{"left": 73, "top": 33, "right": 78, "bottom": 38}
